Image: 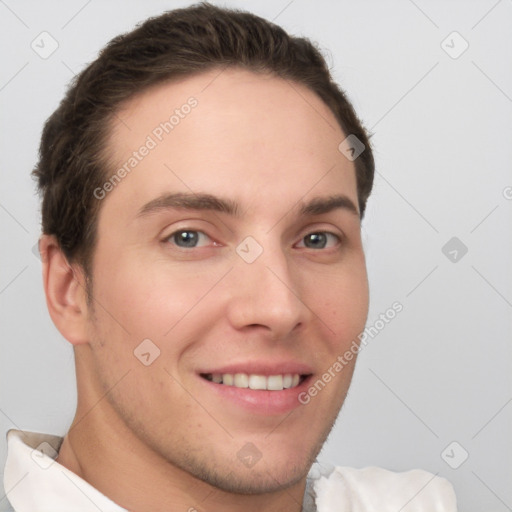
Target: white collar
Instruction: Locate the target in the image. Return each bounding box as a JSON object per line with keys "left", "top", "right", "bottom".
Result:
{"left": 3, "top": 429, "right": 126, "bottom": 511}
{"left": 3, "top": 429, "right": 457, "bottom": 511}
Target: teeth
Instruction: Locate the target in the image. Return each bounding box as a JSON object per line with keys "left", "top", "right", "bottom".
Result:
{"left": 283, "top": 374, "right": 293, "bottom": 388}
{"left": 206, "top": 373, "right": 304, "bottom": 390}
{"left": 234, "top": 373, "right": 249, "bottom": 388}
{"left": 248, "top": 375, "right": 267, "bottom": 390}
{"left": 267, "top": 375, "right": 283, "bottom": 391}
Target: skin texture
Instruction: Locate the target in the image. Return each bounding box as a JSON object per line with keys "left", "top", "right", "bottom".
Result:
{"left": 42, "top": 68, "right": 370, "bottom": 512}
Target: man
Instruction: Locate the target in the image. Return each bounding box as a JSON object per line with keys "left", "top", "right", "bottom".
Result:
{"left": 3, "top": 3, "right": 457, "bottom": 510}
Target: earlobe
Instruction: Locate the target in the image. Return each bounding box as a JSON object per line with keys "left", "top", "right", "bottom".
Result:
{"left": 39, "top": 234, "right": 90, "bottom": 346}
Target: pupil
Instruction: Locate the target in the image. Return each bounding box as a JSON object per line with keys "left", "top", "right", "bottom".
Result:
{"left": 176, "top": 231, "right": 198, "bottom": 247}
{"left": 306, "top": 233, "right": 326, "bottom": 249}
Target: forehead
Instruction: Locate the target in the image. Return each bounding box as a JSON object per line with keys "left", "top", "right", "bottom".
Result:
{"left": 101, "top": 68, "right": 357, "bottom": 221}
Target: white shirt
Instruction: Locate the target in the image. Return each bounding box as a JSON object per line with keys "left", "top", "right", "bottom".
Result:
{"left": 3, "top": 429, "right": 458, "bottom": 511}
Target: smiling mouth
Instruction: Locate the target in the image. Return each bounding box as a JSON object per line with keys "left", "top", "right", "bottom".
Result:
{"left": 200, "top": 373, "right": 310, "bottom": 391}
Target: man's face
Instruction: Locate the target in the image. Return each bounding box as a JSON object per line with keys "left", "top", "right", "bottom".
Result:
{"left": 84, "top": 68, "right": 369, "bottom": 493}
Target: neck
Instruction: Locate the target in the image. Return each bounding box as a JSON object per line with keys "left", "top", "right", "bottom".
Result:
{"left": 56, "top": 347, "right": 308, "bottom": 512}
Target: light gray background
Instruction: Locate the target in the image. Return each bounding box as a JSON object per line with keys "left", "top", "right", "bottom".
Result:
{"left": 1, "top": 1, "right": 511, "bottom": 511}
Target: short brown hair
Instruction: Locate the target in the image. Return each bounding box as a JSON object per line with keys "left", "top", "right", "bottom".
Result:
{"left": 33, "top": 2, "right": 374, "bottom": 276}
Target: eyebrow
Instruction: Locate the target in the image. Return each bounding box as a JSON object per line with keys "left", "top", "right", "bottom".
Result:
{"left": 299, "top": 195, "right": 359, "bottom": 217}
{"left": 137, "top": 193, "right": 240, "bottom": 218}
{"left": 136, "top": 192, "right": 359, "bottom": 219}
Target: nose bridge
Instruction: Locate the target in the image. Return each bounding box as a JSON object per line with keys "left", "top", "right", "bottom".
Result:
{"left": 227, "top": 236, "right": 307, "bottom": 336}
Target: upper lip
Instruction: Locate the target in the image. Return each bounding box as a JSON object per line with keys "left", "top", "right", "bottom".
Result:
{"left": 198, "top": 361, "right": 314, "bottom": 376}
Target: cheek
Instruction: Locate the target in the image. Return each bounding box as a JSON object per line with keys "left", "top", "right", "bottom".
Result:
{"left": 303, "top": 258, "right": 369, "bottom": 348}
{"left": 91, "top": 254, "right": 227, "bottom": 347}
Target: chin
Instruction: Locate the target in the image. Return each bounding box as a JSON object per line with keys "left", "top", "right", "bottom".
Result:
{"left": 191, "top": 458, "right": 311, "bottom": 495}
{"left": 173, "top": 438, "right": 319, "bottom": 495}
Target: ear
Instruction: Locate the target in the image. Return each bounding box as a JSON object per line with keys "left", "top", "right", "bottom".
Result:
{"left": 39, "top": 234, "right": 90, "bottom": 345}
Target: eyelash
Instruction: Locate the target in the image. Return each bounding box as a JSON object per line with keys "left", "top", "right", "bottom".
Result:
{"left": 164, "top": 229, "right": 342, "bottom": 251}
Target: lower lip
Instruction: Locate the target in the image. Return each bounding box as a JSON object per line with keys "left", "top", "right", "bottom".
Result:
{"left": 197, "top": 375, "right": 313, "bottom": 415}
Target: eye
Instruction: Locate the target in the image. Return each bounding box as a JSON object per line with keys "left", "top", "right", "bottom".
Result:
{"left": 296, "top": 232, "right": 341, "bottom": 250}
{"left": 166, "top": 229, "right": 213, "bottom": 249}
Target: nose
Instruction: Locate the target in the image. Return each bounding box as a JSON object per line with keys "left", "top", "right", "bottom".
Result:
{"left": 225, "top": 243, "right": 310, "bottom": 341}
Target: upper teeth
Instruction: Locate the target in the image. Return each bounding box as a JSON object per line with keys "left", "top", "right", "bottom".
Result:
{"left": 205, "top": 373, "right": 301, "bottom": 391}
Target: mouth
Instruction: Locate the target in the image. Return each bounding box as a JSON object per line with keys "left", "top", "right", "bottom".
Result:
{"left": 196, "top": 362, "right": 314, "bottom": 414}
{"left": 200, "top": 372, "right": 310, "bottom": 390}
